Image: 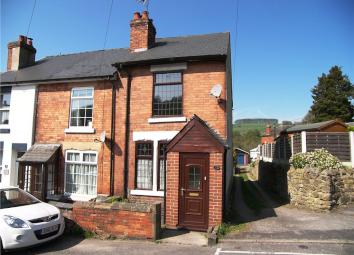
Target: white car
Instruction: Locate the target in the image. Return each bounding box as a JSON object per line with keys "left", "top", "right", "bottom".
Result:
{"left": 0, "top": 186, "right": 65, "bottom": 252}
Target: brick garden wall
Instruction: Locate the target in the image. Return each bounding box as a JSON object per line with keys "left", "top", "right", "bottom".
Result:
{"left": 58, "top": 201, "right": 161, "bottom": 240}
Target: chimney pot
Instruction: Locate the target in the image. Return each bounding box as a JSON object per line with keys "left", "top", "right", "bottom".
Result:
{"left": 27, "top": 38, "right": 33, "bottom": 46}
{"left": 19, "top": 35, "right": 26, "bottom": 43}
{"left": 133, "top": 12, "right": 141, "bottom": 20}
{"left": 141, "top": 11, "right": 149, "bottom": 19}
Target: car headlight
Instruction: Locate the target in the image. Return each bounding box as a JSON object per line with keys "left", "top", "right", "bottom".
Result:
{"left": 3, "top": 215, "right": 29, "bottom": 228}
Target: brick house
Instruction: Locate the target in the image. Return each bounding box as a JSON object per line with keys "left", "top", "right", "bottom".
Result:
{"left": 0, "top": 11, "right": 233, "bottom": 231}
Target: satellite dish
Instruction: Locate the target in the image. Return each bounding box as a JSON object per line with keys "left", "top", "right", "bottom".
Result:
{"left": 210, "top": 84, "right": 222, "bottom": 98}
{"left": 100, "top": 131, "right": 106, "bottom": 143}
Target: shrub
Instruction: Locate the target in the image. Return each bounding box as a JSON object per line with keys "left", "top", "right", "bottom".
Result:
{"left": 290, "top": 148, "right": 344, "bottom": 171}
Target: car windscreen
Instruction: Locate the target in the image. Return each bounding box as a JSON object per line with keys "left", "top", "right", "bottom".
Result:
{"left": 0, "top": 188, "right": 40, "bottom": 209}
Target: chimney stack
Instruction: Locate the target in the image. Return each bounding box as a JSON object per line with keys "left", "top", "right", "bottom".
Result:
{"left": 265, "top": 125, "right": 272, "bottom": 136}
{"left": 7, "top": 35, "right": 36, "bottom": 71}
{"left": 129, "top": 11, "right": 156, "bottom": 52}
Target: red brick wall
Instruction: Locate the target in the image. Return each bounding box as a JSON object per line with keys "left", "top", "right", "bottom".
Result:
{"left": 71, "top": 201, "right": 160, "bottom": 240}
{"left": 209, "top": 152, "right": 223, "bottom": 226}
{"left": 35, "top": 81, "right": 113, "bottom": 195}
{"left": 165, "top": 152, "right": 179, "bottom": 229}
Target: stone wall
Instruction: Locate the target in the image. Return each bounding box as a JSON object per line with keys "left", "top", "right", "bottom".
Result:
{"left": 52, "top": 201, "right": 161, "bottom": 240}
{"left": 288, "top": 167, "right": 354, "bottom": 211}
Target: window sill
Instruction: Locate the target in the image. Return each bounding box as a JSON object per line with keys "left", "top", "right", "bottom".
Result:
{"left": 64, "top": 193, "right": 97, "bottom": 201}
{"left": 148, "top": 116, "right": 187, "bottom": 124}
{"left": 64, "top": 127, "right": 95, "bottom": 134}
{"left": 130, "top": 190, "right": 164, "bottom": 197}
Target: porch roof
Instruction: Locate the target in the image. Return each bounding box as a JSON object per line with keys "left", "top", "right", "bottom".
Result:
{"left": 17, "top": 144, "right": 61, "bottom": 163}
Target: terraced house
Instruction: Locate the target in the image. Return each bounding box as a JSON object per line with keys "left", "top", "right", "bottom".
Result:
{"left": 0, "top": 11, "right": 233, "bottom": 231}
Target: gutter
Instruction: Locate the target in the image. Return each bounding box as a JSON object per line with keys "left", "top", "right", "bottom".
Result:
{"left": 112, "top": 54, "right": 227, "bottom": 69}
{"left": 0, "top": 76, "right": 113, "bottom": 86}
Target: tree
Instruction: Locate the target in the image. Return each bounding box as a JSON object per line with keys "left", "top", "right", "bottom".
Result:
{"left": 233, "top": 129, "right": 261, "bottom": 152}
{"left": 304, "top": 66, "right": 354, "bottom": 123}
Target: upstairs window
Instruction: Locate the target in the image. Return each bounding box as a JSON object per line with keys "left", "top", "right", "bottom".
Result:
{"left": 0, "top": 87, "right": 11, "bottom": 125}
{"left": 69, "top": 88, "right": 93, "bottom": 127}
{"left": 153, "top": 72, "right": 182, "bottom": 116}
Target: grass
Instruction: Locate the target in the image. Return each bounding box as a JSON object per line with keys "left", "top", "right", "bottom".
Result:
{"left": 105, "top": 196, "right": 126, "bottom": 203}
{"left": 217, "top": 222, "right": 247, "bottom": 238}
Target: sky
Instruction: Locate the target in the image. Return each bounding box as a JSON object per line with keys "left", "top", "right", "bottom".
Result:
{"left": 1, "top": 0, "right": 353, "bottom": 123}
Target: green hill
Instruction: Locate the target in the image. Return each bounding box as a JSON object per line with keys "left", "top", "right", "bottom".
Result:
{"left": 234, "top": 118, "right": 278, "bottom": 135}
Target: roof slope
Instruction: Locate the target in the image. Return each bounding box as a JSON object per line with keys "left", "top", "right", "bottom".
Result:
{"left": 17, "top": 144, "right": 61, "bottom": 163}
{"left": 285, "top": 120, "right": 347, "bottom": 133}
{"left": 0, "top": 33, "right": 229, "bottom": 85}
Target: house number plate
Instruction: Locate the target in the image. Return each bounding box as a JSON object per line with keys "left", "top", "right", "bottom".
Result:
{"left": 189, "top": 192, "right": 199, "bottom": 197}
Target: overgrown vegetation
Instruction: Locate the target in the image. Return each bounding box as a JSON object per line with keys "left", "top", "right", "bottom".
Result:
{"left": 217, "top": 222, "right": 246, "bottom": 238}
{"left": 105, "top": 196, "right": 126, "bottom": 203}
{"left": 290, "top": 148, "right": 344, "bottom": 171}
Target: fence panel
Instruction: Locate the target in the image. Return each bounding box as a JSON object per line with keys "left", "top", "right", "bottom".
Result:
{"left": 306, "top": 132, "right": 350, "bottom": 161}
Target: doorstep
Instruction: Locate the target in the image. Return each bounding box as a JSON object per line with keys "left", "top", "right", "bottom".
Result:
{"left": 159, "top": 229, "right": 208, "bottom": 246}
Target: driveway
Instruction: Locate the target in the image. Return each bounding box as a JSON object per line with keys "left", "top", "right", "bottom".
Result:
{"left": 225, "top": 174, "right": 354, "bottom": 242}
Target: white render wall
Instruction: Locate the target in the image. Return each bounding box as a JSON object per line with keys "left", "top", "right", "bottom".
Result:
{"left": 0, "top": 85, "right": 36, "bottom": 186}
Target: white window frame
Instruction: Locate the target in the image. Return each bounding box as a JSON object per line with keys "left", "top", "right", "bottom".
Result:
{"left": 0, "top": 87, "right": 11, "bottom": 128}
{"left": 64, "top": 150, "right": 98, "bottom": 201}
{"left": 131, "top": 131, "right": 179, "bottom": 197}
{"left": 65, "top": 87, "right": 95, "bottom": 134}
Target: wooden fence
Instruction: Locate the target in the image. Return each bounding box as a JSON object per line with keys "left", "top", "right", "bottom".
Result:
{"left": 259, "top": 131, "right": 354, "bottom": 167}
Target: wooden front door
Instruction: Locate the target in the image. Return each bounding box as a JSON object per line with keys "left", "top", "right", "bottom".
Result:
{"left": 179, "top": 153, "right": 209, "bottom": 231}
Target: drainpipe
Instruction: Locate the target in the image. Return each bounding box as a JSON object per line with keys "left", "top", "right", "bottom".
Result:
{"left": 109, "top": 74, "right": 117, "bottom": 196}
{"left": 163, "top": 151, "right": 167, "bottom": 225}
{"left": 116, "top": 65, "right": 132, "bottom": 199}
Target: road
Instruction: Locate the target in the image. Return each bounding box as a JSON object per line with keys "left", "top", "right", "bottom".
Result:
{"left": 5, "top": 236, "right": 354, "bottom": 255}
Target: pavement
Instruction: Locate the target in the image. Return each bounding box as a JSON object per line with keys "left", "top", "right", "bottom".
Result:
{"left": 160, "top": 229, "right": 208, "bottom": 246}
{"left": 5, "top": 235, "right": 354, "bottom": 255}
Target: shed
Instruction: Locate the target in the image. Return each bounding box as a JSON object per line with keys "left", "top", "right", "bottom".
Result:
{"left": 284, "top": 119, "right": 348, "bottom": 134}
{"left": 234, "top": 148, "right": 249, "bottom": 166}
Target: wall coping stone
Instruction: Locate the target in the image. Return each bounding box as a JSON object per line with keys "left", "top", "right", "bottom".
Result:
{"left": 73, "top": 200, "right": 154, "bottom": 213}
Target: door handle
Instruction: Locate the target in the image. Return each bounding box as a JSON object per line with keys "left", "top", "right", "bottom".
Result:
{"left": 180, "top": 187, "right": 185, "bottom": 196}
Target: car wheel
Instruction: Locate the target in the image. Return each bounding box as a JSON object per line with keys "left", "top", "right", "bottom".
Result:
{"left": 0, "top": 237, "right": 4, "bottom": 254}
